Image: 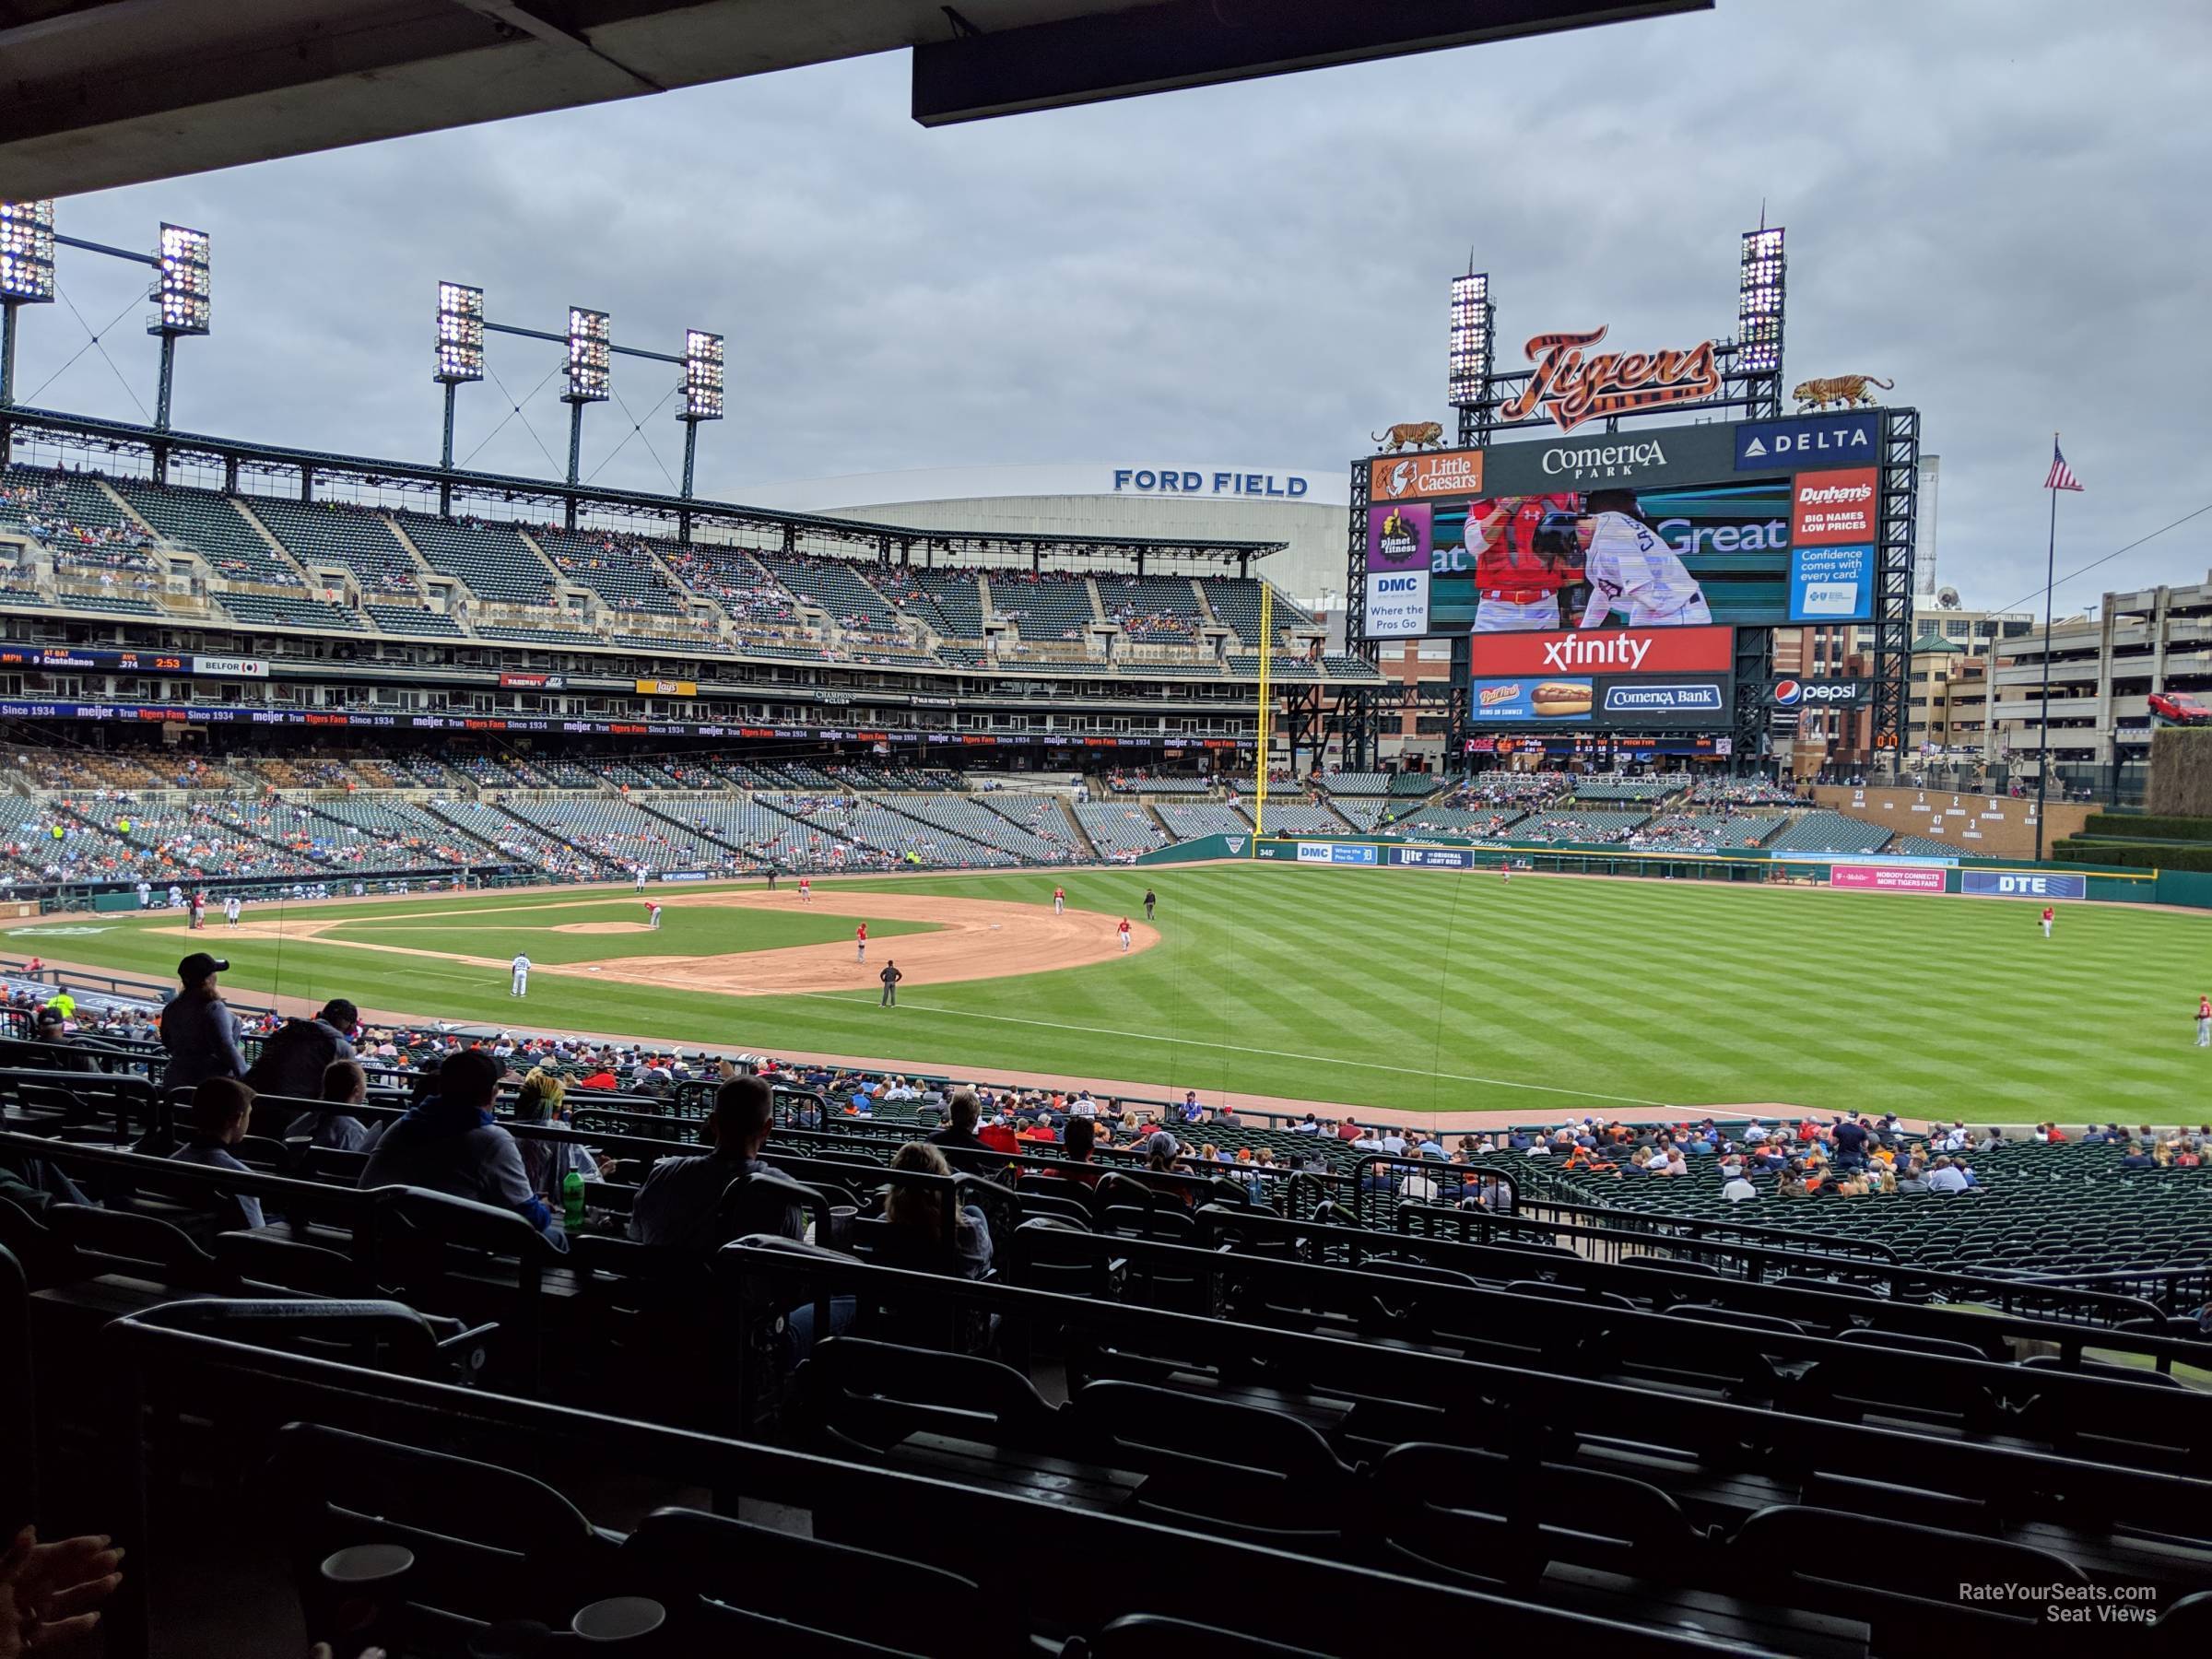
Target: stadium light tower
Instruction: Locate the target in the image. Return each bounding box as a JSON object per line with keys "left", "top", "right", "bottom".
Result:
{"left": 432, "top": 281, "right": 485, "bottom": 512}
{"left": 679, "top": 328, "right": 723, "bottom": 499}
{"left": 0, "top": 200, "right": 57, "bottom": 411}
{"left": 1448, "top": 266, "right": 1492, "bottom": 446}
{"left": 1737, "top": 224, "right": 1785, "bottom": 385}
{"left": 562, "top": 305, "right": 612, "bottom": 486}
{"left": 147, "top": 221, "right": 211, "bottom": 431}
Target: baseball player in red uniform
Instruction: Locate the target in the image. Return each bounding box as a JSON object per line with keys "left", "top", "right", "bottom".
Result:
{"left": 798, "top": 876, "right": 812, "bottom": 904}
{"left": 1053, "top": 885, "right": 1065, "bottom": 916}
{"left": 856, "top": 921, "right": 867, "bottom": 963}
{"left": 2196, "top": 994, "right": 2210, "bottom": 1049}
{"left": 2040, "top": 905, "right": 2053, "bottom": 939}
{"left": 1117, "top": 918, "right": 1131, "bottom": 953}
{"left": 1470, "top": 493, "right": 1579, "bottom": 633}
{"left": 646, "top": 900, "right": 663, "bottom": 930}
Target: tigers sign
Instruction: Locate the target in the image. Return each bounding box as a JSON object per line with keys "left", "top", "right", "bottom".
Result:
{"left": 1500, "top": 326, "right": 1724, "bottom": 433}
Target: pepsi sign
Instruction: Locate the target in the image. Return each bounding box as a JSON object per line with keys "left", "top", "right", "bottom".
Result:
{"left": 1734, "top": 412, "right": 1880, "bottom": 471}
{"left": 1767, "top": 677, "right": 1872, "bottom": 709}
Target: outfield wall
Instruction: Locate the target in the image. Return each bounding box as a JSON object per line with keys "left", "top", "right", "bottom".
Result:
{"left": 1139, "top": 831, "right": 2199, "bottom": 908}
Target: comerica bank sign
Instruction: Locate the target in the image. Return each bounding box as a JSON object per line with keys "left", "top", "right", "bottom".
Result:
{"left": 1113, "top": 468, "right": 1312, "bottom": 498}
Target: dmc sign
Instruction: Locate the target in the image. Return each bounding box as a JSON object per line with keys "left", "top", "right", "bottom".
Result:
{"left": 1113, "top": 468, "right": 1309, "bottom": 498}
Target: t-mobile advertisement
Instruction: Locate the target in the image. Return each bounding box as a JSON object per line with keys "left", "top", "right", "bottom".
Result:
{"left": 1830, "top": 864, "right": 1947, "bottom": 893}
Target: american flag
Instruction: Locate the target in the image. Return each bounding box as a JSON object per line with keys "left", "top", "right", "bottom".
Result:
{"left": 2044, "top": 440, "right": 2083, "bottom": 492}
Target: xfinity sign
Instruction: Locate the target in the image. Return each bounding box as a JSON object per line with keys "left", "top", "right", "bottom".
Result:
{"left": 1734, "top": 411, "right": 1880, "bottom": 470}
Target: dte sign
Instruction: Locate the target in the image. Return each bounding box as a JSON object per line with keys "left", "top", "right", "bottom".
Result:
{"left": 1113, "top": 468, "right": 1310, "bottom": 498}
{"left": 1961, "top": 870, "right": 2088, "bottom": 900}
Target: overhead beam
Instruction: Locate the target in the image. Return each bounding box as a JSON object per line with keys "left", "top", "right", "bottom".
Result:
{"left": 912, "top": 0, "right": 1711, "bottom": 124}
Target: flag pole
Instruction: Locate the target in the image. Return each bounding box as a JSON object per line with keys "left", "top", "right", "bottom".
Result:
{"left": 2033, "top": 432, "right": 2059, "bottom": 862}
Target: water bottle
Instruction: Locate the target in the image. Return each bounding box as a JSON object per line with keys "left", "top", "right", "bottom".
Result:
{"left": 561, "top": 1168, "right": 586, "bottom": 1228}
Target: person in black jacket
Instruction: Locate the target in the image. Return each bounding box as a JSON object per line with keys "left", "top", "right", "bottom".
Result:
{"left": 925, "top": 1088, "right": 991, "bottom": 1174}
{"left": 878, "top": 960, "right": 903, "bottom": 1007}
{"left": 243, "top": 999, "right": 358, "bottom": 1137}
{"left": 158, "top": 954, "right": 246, "bottom": 1092}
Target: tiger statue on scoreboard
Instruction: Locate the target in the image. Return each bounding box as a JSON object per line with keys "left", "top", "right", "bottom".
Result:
{"left": 1371, "top": 420, "right": 1445, "bottom": 453}
{"left": 1791, "top": 374, "right": 1894, "bottom": 411}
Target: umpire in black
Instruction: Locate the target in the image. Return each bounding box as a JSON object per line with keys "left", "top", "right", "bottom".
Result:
{"left": 879, "top": 960, "right": 903, "bottom": 1006}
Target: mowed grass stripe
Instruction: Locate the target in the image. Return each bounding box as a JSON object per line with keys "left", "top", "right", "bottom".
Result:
{"left": 22, "top": 865, "right": 2210, "bottom": 1118}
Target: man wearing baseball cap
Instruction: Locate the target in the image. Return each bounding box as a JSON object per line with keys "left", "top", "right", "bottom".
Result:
{"left": 159, "top": 951, "right": 247, "bottom": 1091}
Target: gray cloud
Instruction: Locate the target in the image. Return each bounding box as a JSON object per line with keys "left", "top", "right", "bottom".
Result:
{"left": 15, "top": 0, "right": 2209, "bottom": 613}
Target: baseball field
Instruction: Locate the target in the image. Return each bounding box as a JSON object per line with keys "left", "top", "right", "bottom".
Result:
{"left": 7, "top": 864, "right": 2204, "bottom": 1123}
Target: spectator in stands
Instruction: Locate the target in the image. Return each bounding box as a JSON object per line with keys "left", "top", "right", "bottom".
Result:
{"left": 1143, "top": 1130, "right": 1190, "bottom": 1196}
{"left": 1047, "top": 1115, "right": 1102, "bottom": 1188}
{"left": 242, "top": 998, "right": 359, "bottom": 1134}
{"left": 158, "top": 952, "right": 246, "bottom": 1091}
{"left": 881, "top": 1142, "right": 994, "bottom": 1278}
{"left": 286, "top": 1058, "right": 378, "bottom": 1152}
{"left": 628, "top": 1075, "right": 794, "bottom": 1251}
{"left": 512, "top": 1066, "right": 606, "bottom": 1197}
{"left": 1924, "top": 1157, "right": 1970, "bottom": 1193}
{"left": 926, "top": 1088, "right": 993, "bottom": 1174}
{"left": 31, "top": 1006, "right": 102, "bottom": 1074}
{"left": 2119, "top": 1143, "right": 2157, "bottom": 1171}
{"left": 166, "top": 1077, "right": 265, "bottom": 1230}
{"left": 358, "top": 1050, "right": 566, "bottom": 1251}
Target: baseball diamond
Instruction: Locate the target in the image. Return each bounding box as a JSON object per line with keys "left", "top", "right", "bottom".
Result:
{"left": 18, "top": 862, "right": 2201, "bottom": 1121}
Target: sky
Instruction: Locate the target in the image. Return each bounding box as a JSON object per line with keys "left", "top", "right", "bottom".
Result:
{"left": 13, "top": 0, "right": 2209, "bottom": 616}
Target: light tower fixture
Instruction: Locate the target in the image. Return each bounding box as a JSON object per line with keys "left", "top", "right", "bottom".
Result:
{"left": 435, "top": 281, "right": 485, "bottom": 383}
{"left": 677, "top": 327, "right": 724, "bottom": 503}
{"left": 146, "top": 221, "right": 209, "bottom": 433}
{"left": 151, "top": 223, "right": 211, "bottom": 335}
{"left": 564, "top": 306, "right": 611, "bottom": 404}
{"left": 681, "top": 329, "right": 724, "bottom": 421}
{"left": 1447, "top": 269, "right": 1490, "bottom": 407}
{"left": 1737, "top": 225, "right": 1785, "bottom": 377}
{"left": 0, "top": 200, "right": 57, "bottom": 304}
{"left": 0, "top": 198, "right": 57, "bottom": 419}
{"left": 432, "top": 280, "right": 487, "bottom": 510}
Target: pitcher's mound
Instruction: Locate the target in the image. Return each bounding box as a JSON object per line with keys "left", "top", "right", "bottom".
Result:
{"left": 553, "top": 921, "right": 653, "bottom": 935}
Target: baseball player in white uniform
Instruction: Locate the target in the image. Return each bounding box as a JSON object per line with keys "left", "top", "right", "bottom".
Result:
{"left": 223, "top": 895, "right": 241, "bottom": 927}
{"left": 511, "top": 952, "right": 531, "bottom": 997}
{"left": 633, "top": 865, "right": 648, "bottom": 893}
{"left": 1575, "top": 492, "right": 1710, "bottom": 629}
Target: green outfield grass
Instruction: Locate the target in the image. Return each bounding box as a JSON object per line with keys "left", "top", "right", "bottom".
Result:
{"left": 11, "top": 866, "right": 2206, "bottom": 1120}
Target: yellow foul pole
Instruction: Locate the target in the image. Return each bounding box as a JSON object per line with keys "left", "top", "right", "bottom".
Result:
{"left": 1253, "top": 581, "right": 1273, "bottom": 843}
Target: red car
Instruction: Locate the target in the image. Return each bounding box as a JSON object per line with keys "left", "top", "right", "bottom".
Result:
{"left": 2148, "top": 690, "right": 2212, "bottom": 725}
